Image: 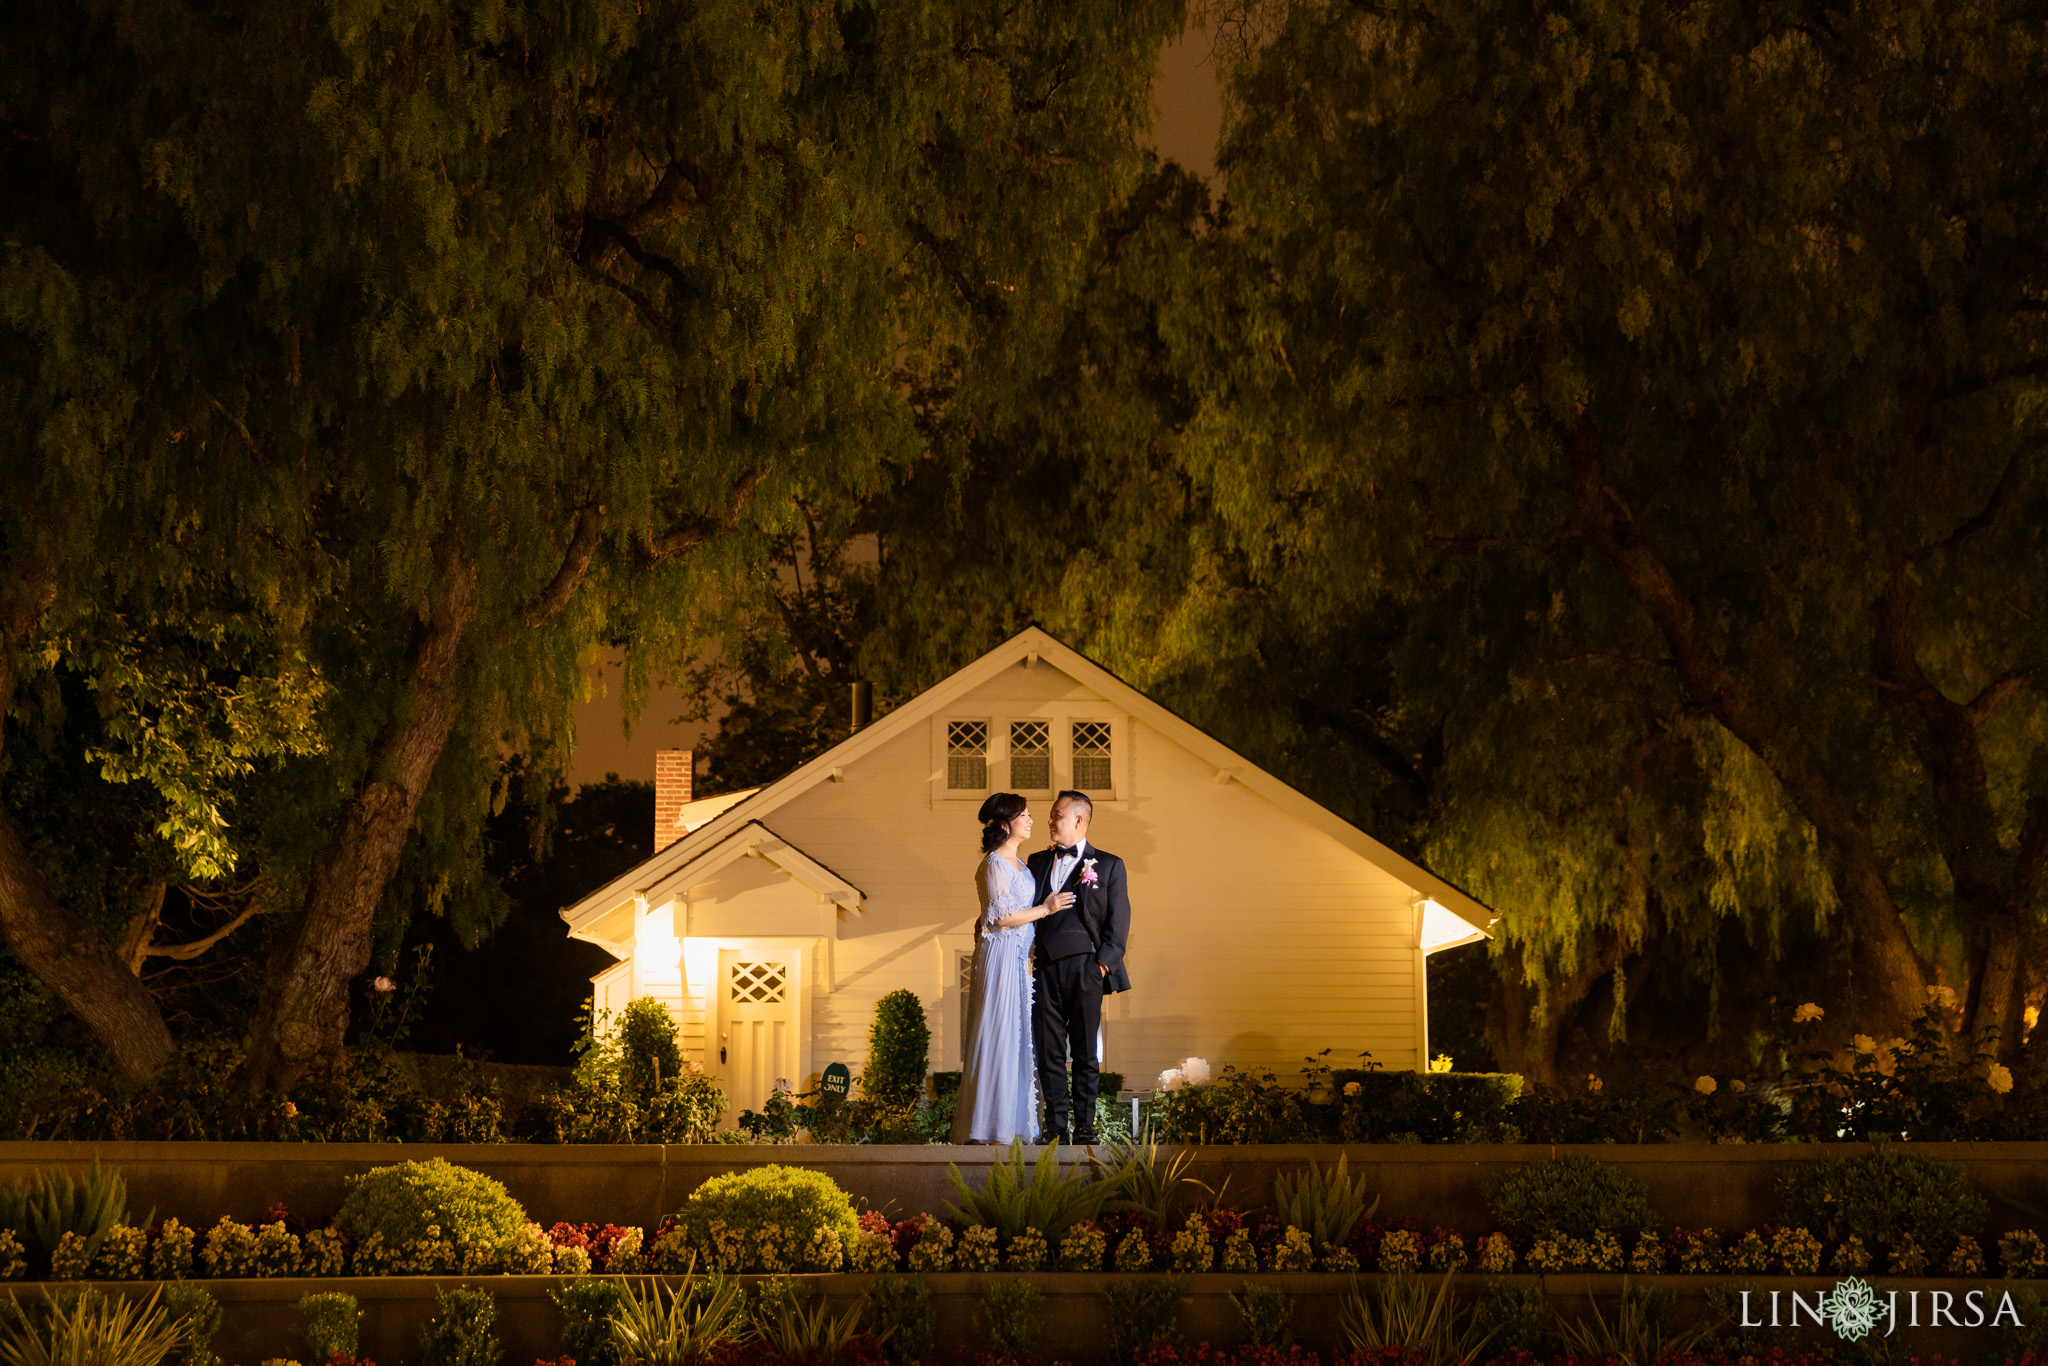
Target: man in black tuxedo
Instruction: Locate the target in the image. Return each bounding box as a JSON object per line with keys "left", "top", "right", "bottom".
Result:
{"left": 1028, "top": 790, "right": 1132, "bottom": 1145}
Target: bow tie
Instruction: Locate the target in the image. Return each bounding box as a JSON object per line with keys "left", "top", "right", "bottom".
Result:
{"left": 1052, "top": 846, "right": 1080, "bottom": 859}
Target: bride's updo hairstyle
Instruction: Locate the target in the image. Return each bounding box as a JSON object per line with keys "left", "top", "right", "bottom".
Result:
{"left": 977, "top": 792, "right": 1028, "bottom": 854}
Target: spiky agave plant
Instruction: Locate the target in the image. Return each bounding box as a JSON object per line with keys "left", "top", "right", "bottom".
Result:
{"left": 946, "top": 1139, "right": 1115, "bottom": 1243}
{"left": 753, "top": 1281, "right": 872, "bottom": 1358}
{"left": 1273, "top": 1152, "right": 1379, "bottom": 1249}
{"left": 1339, "top": 1272, "right": 1497, "bottom": 1366}
{"left": 0, "top": 1157, "right": 132, "bottom": 1273}
{"left": 0, "top": 1286, "right": 187, "bottom": 1366}
{"left": 1096, "top": 1131, "right": 1197, "bottom": 1225}
{"left": 609, "top": 1265, "right": 746, "bottom": 1366}
{"left": 1554, "top": 1279, "right": 1709, "bottom": 1366}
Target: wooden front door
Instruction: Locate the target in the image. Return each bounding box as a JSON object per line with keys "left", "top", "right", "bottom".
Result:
{"left": 716, "top": 949, "right": 799, "bottom": 1117}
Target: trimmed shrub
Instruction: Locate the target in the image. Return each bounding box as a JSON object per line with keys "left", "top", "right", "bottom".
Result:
{"left": 1776, "top": 1138, "right": 1988, "bottom": 1248}
{"left": 334, "top": 1159, "right": 527, "bottom": 1257}
{"left": 869, "top": 1273, "right": 934, "bottom": 1366}
{"left": 862, "top": 990, "right": 931, "bottom": 1108}
{"left": 420, "top": 1287, "right": 501, "bottom": 1366}
{"left": 617, "top": 997, "right": 684, "bottom": 1104}
{"left": 674, "top": 1165, "right": 860, "bottom": 1264}
{"left": 550, "top": 1277, "right": 627, "bottom": 1366}
{"left": 165, "top": 1283, "right": 224, "bottom": 1366}
{"left": 299, "top": 1292, "right": 359, "bottom": 1363}
{"left": 1487, "top": 1154, "right": 1656, "bottom": 1238}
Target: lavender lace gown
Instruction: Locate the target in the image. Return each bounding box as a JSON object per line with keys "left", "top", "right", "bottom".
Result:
{"left": 950, "top": 853, "right": 1039, "bottom": 1143}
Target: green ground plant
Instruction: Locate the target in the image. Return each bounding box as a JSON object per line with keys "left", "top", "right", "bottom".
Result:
{"left": 867, "top": 1275, "right": 934, "bottom": 1366}
{"left": 1230, "top": 1282, "right": 1296, "bottom": 1348}
{"left": 947, "top": 1140, "right": 1114, "bottom": 1242}
{"left": 1273, "top": 1153, "right": 1379, "bottom": 1249}
{"left": 615, "top": 999, "right": 684, "bottom": 1106}
{"left": 419, "top": 1287, "right": 501, "bottom": 1366}
{"left": 549, "top": 1277, "right": 628, "bottom": 1366}
{"left": 672, "top": 1165, "right": 861, "bottom": 1262}
{"left": 975, "top": 1279, "right": 1043, "bottom": 1358}
{"left": 1555, "top": 1280, "right": 1707, "bottom": 1366}
{"left": 608, "top": 1273, "right": 746, "bottom": 1366}
{"left": 0, "top": 1158, "right": 131, "bottom": 1275}
{"left": 297, "top": 1292, "right": 359, "bottom": 1364}
{"left": 0, "top": 1286, "right": 186, "bottom": 1366}
{"left": 1103, "top": 1275, "right": 1188, "bottom": 1366}
{"left": 333, "top": 1159, "right": 526, "bottom": 1257}
{"left": 861, "top": 992, "right": 931, "bottom": 1111}
{"left": 1488, "top": 1155, "right": 1657, "bottom": 1239}
{"left": 1776, "top": 1138, "right": 1988, "bottom": 1248}
{"left": 1339, "top": 1272, "right": 1495, "bottom": 1366}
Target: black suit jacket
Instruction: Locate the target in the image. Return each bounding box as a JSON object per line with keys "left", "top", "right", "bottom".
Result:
{"left": 1027, "top": 844, "right": 1132, "bottom": 994}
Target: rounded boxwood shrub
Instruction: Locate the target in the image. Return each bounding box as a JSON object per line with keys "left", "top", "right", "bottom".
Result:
{"left": 674, "top": 1164, "right": 860, "bottom": 1253}
{"left": 1776, "top": 1139, "right": 1987, "bottom": 1247}
{"left": 334, "top": 1158, "right": 527, "bottom": 1251}
{"left": 1486, "top": 1154, "right": 1656, "bottom": 1238}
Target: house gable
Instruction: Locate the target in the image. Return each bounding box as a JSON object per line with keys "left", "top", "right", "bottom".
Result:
{"left": 559, "top": 627, "right": 1494, "bottom": 944}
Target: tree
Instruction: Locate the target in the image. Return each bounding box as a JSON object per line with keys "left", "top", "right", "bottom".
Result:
{"left": 840, "top": 2, "right": 2048, "bottom": 1086}
{"left": 1, "top": 0, "right": 1184, "bottom": 1086}
{"left": 1162, "top": 0, "right": 2048, "bottom": 1072}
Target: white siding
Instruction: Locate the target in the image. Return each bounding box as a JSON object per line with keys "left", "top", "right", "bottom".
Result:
{"left": 592, "top": 657, "right": 1433, "bottom": 1097}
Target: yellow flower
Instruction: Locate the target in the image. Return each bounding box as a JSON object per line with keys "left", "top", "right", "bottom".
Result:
{"left": 1792, "top": 1002, "right": 1824, "bottom": 1024}
{"left": 1987, "top": 1064, "right": 2014, "bottom": 1095}
{"left": 1694, "top": 1076, "right": 1718, "bottom": 1095}
{"left": 1586, "top": 1075, "right": 1604, "bottom": 1093}
{"left": 1343, "top": 1081, "right": 1362, "bottom": 1096}
{"left": 1730, "top": 1079, "right": 1747, "bottom": 1093}
{"left": 1852, "top": 1034, "right": 1877, "bottom": 1054}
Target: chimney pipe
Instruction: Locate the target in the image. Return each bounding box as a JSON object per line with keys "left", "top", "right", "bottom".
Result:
{"left": 850, "top": 680, "right": 873, "bottom": 733}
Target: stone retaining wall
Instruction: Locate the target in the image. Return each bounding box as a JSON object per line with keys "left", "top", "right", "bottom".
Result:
{"left": 3, "top": 1141, "right": 2045, "bottom": 1234}
{"left": 17, "top": 1272, "right": 2035, "bottom": 1364}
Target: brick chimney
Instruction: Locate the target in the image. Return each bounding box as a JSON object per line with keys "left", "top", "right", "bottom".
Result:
{"left": 654, "top": 750, "right": 694, "bottom": 853}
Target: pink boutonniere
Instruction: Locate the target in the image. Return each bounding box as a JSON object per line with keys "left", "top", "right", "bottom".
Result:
{"left": 1080, "top": 858, "right": 1099, "bottom": 887}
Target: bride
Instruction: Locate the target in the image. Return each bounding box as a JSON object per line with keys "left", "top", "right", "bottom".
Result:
{"left": 950, "top": 792, "right": 1073, "bottom": 1144}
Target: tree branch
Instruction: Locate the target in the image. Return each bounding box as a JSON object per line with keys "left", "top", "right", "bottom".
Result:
{"left": 523, "top": 505, "right": 605, "bottom": 628}
{"left": 1963, "top": 670, "right": 2037, "bottom": 726}
{"left": 145, "top": 888, "right": 274, "bottom": 963}
{"left": 635, "top": 465, "right": 773, "bottom": 565}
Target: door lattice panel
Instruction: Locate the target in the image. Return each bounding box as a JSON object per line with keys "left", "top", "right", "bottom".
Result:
{"left": 730, "top": 961, "right": 788, "bottom": 1004}
{"left": 957, "top": 951, "right": 975, "bottom": 997}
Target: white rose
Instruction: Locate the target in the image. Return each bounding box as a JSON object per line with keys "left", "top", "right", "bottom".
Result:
{"left": 1180, "top": 1057, "right": 1212, "bottom": 1085}
{"left": 1158, "top": 1068, "right": 1185, "bottom": 1092}
{"left": 1987, "top": 1064, "right": 2014, "bottom": 1095}
{"left": 1694, "top": 1075, "right": 1718, "bottom": 1095}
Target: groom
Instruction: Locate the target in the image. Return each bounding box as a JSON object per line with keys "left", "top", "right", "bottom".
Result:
{"left": 1028, "top": 790, "right": 1132, "bottom": 1145}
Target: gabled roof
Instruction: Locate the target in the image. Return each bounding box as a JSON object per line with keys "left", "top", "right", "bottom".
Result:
{"left": 569, "top": 819, "right": 864, "bottom": 955}
{"left": 560, "top": 626, "right": 1495, "bottom": 940}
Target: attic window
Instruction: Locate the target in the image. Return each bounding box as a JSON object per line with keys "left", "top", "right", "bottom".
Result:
{"left": 947, "top": 720, "right": 989, "bottom": 790}
{"left": 1010, "top": 720, "right": 1050, "bottom": 789}
{"left": 1072, "top": 721, "right": 1113, "bottom": 791}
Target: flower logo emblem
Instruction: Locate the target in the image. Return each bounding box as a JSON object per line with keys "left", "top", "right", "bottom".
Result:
{"left": 1824, "top": 1278, "right": 1883, "bottom": 1342}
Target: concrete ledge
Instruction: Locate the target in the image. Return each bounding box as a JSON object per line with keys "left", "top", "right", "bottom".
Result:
{"left": 14, "top": 1272, "right": 2040, "bottom": 1365}
{"left": 5, "top": 1141, "right": 2048, "bottom": 1235}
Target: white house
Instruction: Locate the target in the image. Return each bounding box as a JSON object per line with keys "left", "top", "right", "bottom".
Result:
{"left": 559, "top": 627, "right": 1494, "bottom": 1119}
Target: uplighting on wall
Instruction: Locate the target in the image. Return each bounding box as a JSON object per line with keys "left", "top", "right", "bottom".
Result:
{"left": 682, "top": 938, "right": 720, "bottom": 1000}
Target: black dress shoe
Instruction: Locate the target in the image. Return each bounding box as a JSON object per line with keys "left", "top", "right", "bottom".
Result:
{"left": 1073, "top": 1132, "right": 1100, "bottom": 1146}
{"left": 1036, "top": 1130, "right": 1070, "bottom": 1146}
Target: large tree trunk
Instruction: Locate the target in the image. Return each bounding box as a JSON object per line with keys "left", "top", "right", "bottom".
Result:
{"left": 1568, "top": 431, "right": 1930, "bottom": 1038}
{"left": 1873, "top": 549, "right": 2039, "bottom": 1064}
{"left": 239, "top": 551, "right": 479, "bottom": 1091}
{"left": 1486, "top": 936, "right": 1628, "bottom": 1087}
{"left": 0, "top": 553, "right": 176, "bottom": 1082}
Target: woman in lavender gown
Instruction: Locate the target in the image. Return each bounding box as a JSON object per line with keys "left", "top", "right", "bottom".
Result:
{"left": 951, "top": 793, "right": 1074, "bottom": 1144}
